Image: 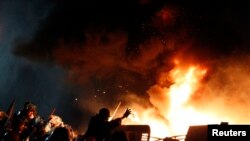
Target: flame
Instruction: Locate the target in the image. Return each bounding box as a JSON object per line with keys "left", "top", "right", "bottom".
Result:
{"left": 167, "top": 65, "right": 207, "bottom": 135}
{"left": 123, "top": 60, "right": 221, "bottom": 140}
{"left": 124, "top": 108, "right": 170, "bottom": 138}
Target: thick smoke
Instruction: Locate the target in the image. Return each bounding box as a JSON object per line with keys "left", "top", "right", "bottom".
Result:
{"left": 10, "top": 0, "right": 250, "bottom": 134}
{"left": 188, "top": 56, "right": 250, "bottom": 123}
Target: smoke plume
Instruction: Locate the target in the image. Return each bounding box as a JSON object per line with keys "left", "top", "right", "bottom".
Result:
{"left": 10, "top": 0, "right": 250, "bottom": 135}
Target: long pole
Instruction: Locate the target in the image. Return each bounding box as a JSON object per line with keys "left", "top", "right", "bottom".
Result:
{"left": 109, "top": 101, "right": 121, "bottom": 121}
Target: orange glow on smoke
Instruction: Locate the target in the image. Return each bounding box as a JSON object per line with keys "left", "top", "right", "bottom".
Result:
{"left": 123, "top": 60, "right": 225, "bottom": 139}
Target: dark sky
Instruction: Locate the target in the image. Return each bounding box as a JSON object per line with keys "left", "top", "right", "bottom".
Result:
{"left": 1, "top": 0, "right": 250, "bottom": 133}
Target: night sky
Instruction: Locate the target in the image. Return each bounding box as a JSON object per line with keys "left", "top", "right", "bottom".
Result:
{"left": 1, "top": 0, "right": 250, "bottom": 134}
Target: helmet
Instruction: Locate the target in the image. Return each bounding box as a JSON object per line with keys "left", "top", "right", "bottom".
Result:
{"left": 24, "top": 101, "right": 37, "bottom": 115}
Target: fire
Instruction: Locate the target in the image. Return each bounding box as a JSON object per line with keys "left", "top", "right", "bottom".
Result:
{"left": 124, "top": 108, "right": 171, "bottom": 139}
{"left": 167, "top": 65, "right": 207, "bottom": 135}
{"left": 169, "top": 66, "right": 204, "bottom": 107}
{"left": 123, "top": 61, "right": 222, "bottom": 140}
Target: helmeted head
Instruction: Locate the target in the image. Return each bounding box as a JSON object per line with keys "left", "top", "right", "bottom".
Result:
{"left": 98, "top": 108, "right": 110, "bottom": 121}
{"left": 23, "top": 101, "right": 37, "bottom": 119}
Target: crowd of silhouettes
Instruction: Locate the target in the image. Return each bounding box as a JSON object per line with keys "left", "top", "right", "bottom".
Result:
{"left": 0, "top": 101, "right": 131, "bottom": 141}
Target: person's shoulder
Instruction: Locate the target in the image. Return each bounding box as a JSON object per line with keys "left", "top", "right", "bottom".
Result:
{"left": 91, "top": 114, "right": 99, "bottom": 119}
{"left": 88, "top": 115, "right": 97, "bottom": 123}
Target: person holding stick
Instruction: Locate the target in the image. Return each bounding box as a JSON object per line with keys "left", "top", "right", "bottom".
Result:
{"left": 82, "top": 107, "right": 131, "bottom": 141}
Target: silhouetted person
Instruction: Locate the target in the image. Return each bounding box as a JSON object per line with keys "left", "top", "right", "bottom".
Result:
{"left": 110, "top": 130, "right": 128, "bottom": 141}
{"left": 0, "top": 111, "right": 9, "bottom": 139}
{"left": 83, "top": 108, "right": 131, "bottom": 141}
{"left": 12, "top": 101, "right": 46, "bottom": 141}
{"left": 46, "top": 127, "right": 72, "bottom": 141}
{"left": 2, "top": 118, "right": 27, "bottom": 141}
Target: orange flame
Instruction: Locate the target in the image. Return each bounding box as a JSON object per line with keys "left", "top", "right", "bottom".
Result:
{"left": 123, "top": 61, "right": 220, "bottom": 140}
{"left": 166, "top": 65, "right": 209, "bottom": 134}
